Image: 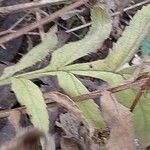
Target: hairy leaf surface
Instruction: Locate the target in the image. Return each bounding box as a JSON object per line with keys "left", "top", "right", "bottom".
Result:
{"left": 57, "top": 71, "right": 105, "bottom": 128}
{"left": 63, "top": 4, "right": 150, "bottom": 72}
{"left": 11, "top": 78, "right": 49, "bottom": 132}
{"left": 2, "top": 27, "right": 58, "bottom": 78}
{"left": 48, "top": 6, "right": 112, "bottom": 69}
{"left": 70, "top": 70, "right": 150, "bottom": 146}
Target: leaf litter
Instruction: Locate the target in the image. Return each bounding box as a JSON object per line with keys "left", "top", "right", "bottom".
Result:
{"left": 100, "top": 91, "right": 136, "bottom": 150}
{"left": 0, "top": 0, "right": 149, "bottom": 149}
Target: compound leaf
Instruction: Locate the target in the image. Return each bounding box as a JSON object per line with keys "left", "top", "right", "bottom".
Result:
{"left": 63, "top": 4, "right": 150, "bottom": 72}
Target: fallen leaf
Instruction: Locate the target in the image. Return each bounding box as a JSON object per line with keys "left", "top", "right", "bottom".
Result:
{"left": 61, "top": 136, "right": 83, "bottom": 150}
{"left": 56, "top": 113, "right": 89, "bottom": 139}
{"left": 100, "top": 91, "right": 136, "bottom": 150}
{"left": 8, "top": 110, "right": 22, "bottom": 134}
{"left": 0, "top": 128, "right": 43, "bottom": 150}
{"left": 61, "top": 136, "right": 99, "bottom": 150}
{"left": 46, "top": 92, "right": 85, "bottom": 121}
{"left": 58, "top": 113, "right": 99, "bottom": 150}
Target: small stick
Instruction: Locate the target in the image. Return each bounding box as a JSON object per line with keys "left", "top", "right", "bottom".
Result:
{"left": 0, "top": 0, "right": 88, "bottom": 45}
{"left": 0, "top": 0, "right": 67, "bottom": 14}
{"left": 130, "top": 76, "right": 150, "bottom": 112}
{"left": 0, "top": 77, "right": 148, "bottom": 118}
{"left": 38, "top": 9, "right": 81, "bottom": 39}
{"left": 72, "top": 78, "right": 148, "bottom": 101}
{"left": 66, "top": 0, "right": 150, "bottom": 33}
{"left": 34, "top": 0, "right": 45, "bottom": 41}
{"left": 0, "top": 11, "right": 31, "bottom": 36}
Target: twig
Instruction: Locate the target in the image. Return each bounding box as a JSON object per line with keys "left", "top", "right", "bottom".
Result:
{"left": 35, "top": 11, "right": 45, "bottom": 40}
{"left": 38, "top": 9, "right": 81, "bottom": 39}
{"left": 66, "top": 0, "right": 150, "bottom": 33}
{"left": 0, "top": 0, "right": 67, "bottom": 14}
{"left": 0, "top": 11, "right": 31, "bottom": 36}
{"left": 130, "top": 76, "right": 150, "bottom": 112}
{"left": 66, "top": 22, "right": 91, "bottom": 33}
{"left": 72, "top": 78, "right": 148, "bottom": 101}
{"left": 113, "top": 0, "right": 150, "bottom": 16}
{"left": 0, "top": 77, "right": 148, "bottom": 118}
{"left": 0, "top": 0, "right": 88, "bottom": 45}
{"left": 34, "top": 0, "right": 45, "bottom": 41}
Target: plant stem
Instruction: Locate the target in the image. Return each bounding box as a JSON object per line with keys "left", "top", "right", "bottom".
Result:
{"left": 130, "top": 76, "right": 150, "bottom": 112}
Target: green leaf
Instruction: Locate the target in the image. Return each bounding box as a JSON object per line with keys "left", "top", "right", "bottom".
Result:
{"left": 2, "top": 27, "right": 58, "bottom": 78}
{"left": 57, "top": 71, "right": 105, "bottom": 128}
{"left": 70, "top": 70, "right": 124, "bottom": 86}
{"left": 140, "top": 36, "right": 150, "bottom": 56}
{"left": 63, "top": 4, "right": 150, "bottom": 72}
{"left": 70, "top": 70, "right": 150, "bottom": 146}
{"left": 70, "top": 70, "right": 133, "bottom": 107}
{"left": 0, "top": 5, "right": 149, "bottom": 143}
{"left": 11, "top": 78, "right": 49, "bottom": 132}
{"left": 48, "top": 5, "right": 112, "bottom": 70}
{"left": 109, "top": 4, "right": 150, "bottom": 70}
{"left": 133, "top": 92, "right": 150, "bottom": 147}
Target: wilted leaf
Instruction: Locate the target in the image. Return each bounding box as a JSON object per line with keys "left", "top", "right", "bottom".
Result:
{"left": 100, "top": 91, "right": 136, "bottom": 150}
{"left": 1, "top": 27, "right": 58, "bottom": 78}
{"left": 46, "top": 92, "right": 85, "bottom": 121}
{"left": 0, "top": 4, "right": 149, "bottom": 147}
{"left": 60, "top": 136, "right": 99, "bottom": 150}
{"left": 56, "top": 113, "right": 89, "bottom": 139}
{"left": 57, "top": 72, "right": 105, "bottom": 128}
{"left": 11, "top": 78, "right": 49, "bottom": 132}
{"left": 57, "top": 112, "right": 98, "bottom": 150}
{"left": 8, "top": 110, "right": 22, "bottom": 134}
{"left": 76, "top": 70, "right": 150, "bottom": 145}
{"left": 0, "top": 128, "right": 49, "bottom": 150}
{"left": 60, "top": 137, "right": 82, "bottom": 150}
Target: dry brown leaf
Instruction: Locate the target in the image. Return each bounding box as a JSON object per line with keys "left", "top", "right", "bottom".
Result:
{"left": 47, "top": 92, "right": 86, "bottom": 121}
{"left": 100, "top": 91, "right": 136, "bottom": 150}
{"left": 8, "top": 110, "right": 22, "bottom": 133}
{"left": 0, "top": 128, "right": 55, "bottom": 150}
{"left": 0, "top": 128, "right": 43, "bottom": 150}
{"left": 61, "top": 136, "right": 83, "bottom": 150}
{"left": 58, "top": 113, "right": 99, "bottom": 150}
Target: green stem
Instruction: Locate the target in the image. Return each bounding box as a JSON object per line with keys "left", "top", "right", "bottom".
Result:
{"left": 0, "top": 67, "right": 56, "bottom": 86}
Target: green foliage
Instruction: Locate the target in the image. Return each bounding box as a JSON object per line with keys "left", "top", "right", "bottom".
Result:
{"left": 0, "top": 5, "right": 112, "bottom": 128}
{"left": 0, "top": 4, "right": 149, "bottom": 146}
{"left": 11, "top": 78, "right": 49, "bottom": 132}
{"left": 2, "top": 27, "right": 58, "bottom": 78}
{"left": 134, "top": 92, "right": 150, "bottom": 145}
{"left": 63, "top": 4, "right": 150, "bottom": 72}
{"left": 48, "top": 5, "right": 112, "bottom": 69}
{"left": 140, "top": 36, "right": 150, "bottom": 56}
{"left": 57, "top": 71, "right": 105, "bottom": 128}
